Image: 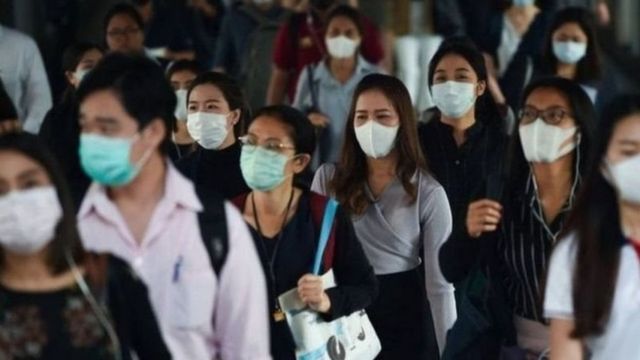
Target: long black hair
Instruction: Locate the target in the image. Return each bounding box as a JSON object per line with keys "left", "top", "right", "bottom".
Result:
{"left": 506, "top": 76, "right": 596, "bottom": 195}
{"left": 428, "top": 37, "right": 504, "bottom": 130}
{"left": 0, "top": 132, "right": 84, "bottom": 274}
{"left": 541, "top": 7, "right": 602, "bottom": 84}
{"left": 561, "top": 94, "right": 640, "bottom": 338}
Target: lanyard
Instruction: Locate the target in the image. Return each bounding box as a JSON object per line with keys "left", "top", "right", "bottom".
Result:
{"left": 251, "top": 189, "right": 294, "bottom": 322}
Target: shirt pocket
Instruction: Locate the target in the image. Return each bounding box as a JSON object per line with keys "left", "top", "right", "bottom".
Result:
{"left": 168, "top": 270, "right": 216, "bottom": 329}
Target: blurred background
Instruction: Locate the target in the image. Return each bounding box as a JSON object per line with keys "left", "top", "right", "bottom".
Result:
{"left": 1, "top": 0, "right": 638, "bottom": 104}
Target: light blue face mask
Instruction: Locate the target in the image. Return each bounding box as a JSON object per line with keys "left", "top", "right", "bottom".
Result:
{"left": 79, "top": 133, "right": 152, "bottom": 187}
{"left": 512, "top": 0, "right": 535, "bottom": 7}
{"left": 240, "top": 145, "right": 293, "bottom": 192}
{"left": 552, "top": 40, "right": 588, "bottom": 65}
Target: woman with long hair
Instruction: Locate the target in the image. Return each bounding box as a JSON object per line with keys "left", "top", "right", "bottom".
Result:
{"left": 420, "top": 38, "right": 509, "bottom": 253}
{"left": 538, "top": 7, "right": 603, "bottom": 103}
{"left": 312, "top": 73, "right": 456, "bottom": 358}
{"left": 0, "top": 132, "right": 169, "bottom": 359}
{"left": 545, "top": 95, "right": 640, "bottom": 359}
{"left": 447, "top": 77, "right": 596, "bottom": 358}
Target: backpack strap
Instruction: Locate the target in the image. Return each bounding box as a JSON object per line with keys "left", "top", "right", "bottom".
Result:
{"left": 196, "top": 188, "right": 229, "bottom": 276}
{"left": 309, "top": 193, "right": 338, "bottom": 273}
{"left": 189, "top": 149, "right": 203, "bottom": 182}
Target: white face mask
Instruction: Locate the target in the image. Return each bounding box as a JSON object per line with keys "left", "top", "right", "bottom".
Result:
{"left": 325, "top": 35, "right": 360, "bottom": 59}
{"left": 553, "top": 41, "right": 588, "bottom": 65}
{"left": 431, "top": 81, "right": 477, "bottom": 119}
{"left": 519, "top": 118, "right": 578, "bottom": 163}
{"left": 354, "top": 120, "right": 399, "bottom": 159}
{"left": 75, "top": 68, "right": 91, "bottom": 85}
{"left": 604, "top": 154, "right": 640, "bottom": 205}
{"left": 174, "top": 89, "right": 188, "bottom": 121}
{"left": 187, "top": 112, "right": 230, "bottom": 150}
{"left": 0, "top": 186, "right": 62, "bottom": 255}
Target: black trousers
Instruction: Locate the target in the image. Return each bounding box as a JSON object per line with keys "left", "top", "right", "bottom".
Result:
{"left": 367, "top": 268, "right": 440, "bottom": 359}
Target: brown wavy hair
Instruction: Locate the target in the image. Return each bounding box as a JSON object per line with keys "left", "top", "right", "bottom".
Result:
{"left": 329, "top": 74, "right": 427, "bottom": 215}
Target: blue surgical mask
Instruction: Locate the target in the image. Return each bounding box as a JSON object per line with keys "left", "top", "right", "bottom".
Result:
{"left": 240, "top": 145, "right": 292, "bottom": 192}
{"left": 552, "top": 41, "right": 587, "bottom": 65}
{"left": 512, "top": 0, "right": 534, "bottom": 7}
{"left": 79, "top": 133, "right": 152, "bottom": 187}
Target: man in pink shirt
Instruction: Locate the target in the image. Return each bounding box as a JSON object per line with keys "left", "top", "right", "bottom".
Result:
{"left": 75, "top": 53, "right": 271, "bottom": 360}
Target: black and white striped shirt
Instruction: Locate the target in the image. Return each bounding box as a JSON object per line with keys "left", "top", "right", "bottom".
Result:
{"left": 497, "top": 170, "right": 580, "bottom": 322}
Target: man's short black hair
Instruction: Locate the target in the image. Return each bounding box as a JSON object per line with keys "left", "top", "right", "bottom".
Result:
{"left": 76, "top": 53, "right": 176, "bottom": 154}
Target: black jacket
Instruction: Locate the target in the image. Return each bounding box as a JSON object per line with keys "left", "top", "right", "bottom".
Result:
{"left": 177, "top": 142, "right": 249, "bottom": 200}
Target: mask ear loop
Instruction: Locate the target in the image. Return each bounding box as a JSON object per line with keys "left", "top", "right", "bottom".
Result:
{"left": 66, "top": 251, "right": 123, "bottom": 360}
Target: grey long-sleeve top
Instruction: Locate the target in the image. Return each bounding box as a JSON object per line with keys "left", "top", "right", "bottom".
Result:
{"left": 311, "top": 164, "right": 457, "bottom": 353}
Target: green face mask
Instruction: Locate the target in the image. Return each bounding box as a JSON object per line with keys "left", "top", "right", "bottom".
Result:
{"left": 79, "top": 133, "right": 152, "bottom": 187}
{"left": 240, "top": 145, "right": 293, "bottom": 192}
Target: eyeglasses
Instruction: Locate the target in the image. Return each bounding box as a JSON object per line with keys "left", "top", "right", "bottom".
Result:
{"left": 107, "top": 27, "right": 141, "bottom": 38}
{"left": 519, "top": 106, "right": 573, "bottom": 125}
{"left": 239, "top": 136, "right": 296, "bottom": 153}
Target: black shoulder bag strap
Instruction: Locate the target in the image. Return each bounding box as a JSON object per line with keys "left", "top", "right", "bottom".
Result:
{"left": 196, "top": 188, "right": 229, "bottom": 276}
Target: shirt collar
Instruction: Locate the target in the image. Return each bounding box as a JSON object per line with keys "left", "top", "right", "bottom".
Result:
{"left": 79, "top": 161, "right": 202, "bottom": 219}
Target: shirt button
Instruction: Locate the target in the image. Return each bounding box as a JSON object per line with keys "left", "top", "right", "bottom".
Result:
{"left": 133, "top": 257, "right": 144, "bottom": 268}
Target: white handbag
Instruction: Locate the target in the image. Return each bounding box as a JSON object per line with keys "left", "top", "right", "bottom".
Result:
{"left": 277, "top": 200, "right": 381, "bottom": 360}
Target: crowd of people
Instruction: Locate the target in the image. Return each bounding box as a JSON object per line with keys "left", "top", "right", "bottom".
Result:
{"left": 0, "top": 0, "right": 638, "bottom": 359}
